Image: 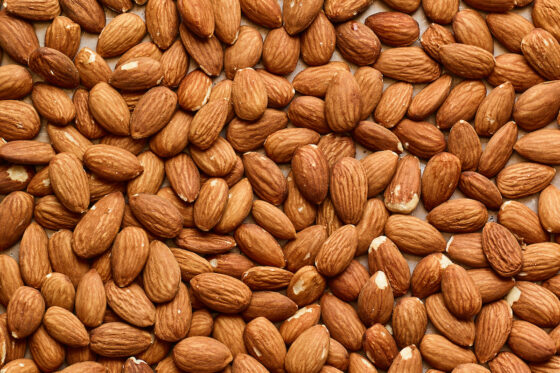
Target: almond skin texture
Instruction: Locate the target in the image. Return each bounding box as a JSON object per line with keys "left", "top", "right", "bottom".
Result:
{"left": 422, "top": 152, "right": 461, "bottom": 211}
{"left": 190, "top": 273, "right": 252, "bottom": 313}
{"left": 0, "top": 191, "right": 34, "bottom": 251}
{"left": 325, "top": 70, "right": 362, "bottom": 133}
{"left": 496, "top": 162, "right": 556, "bottom": 199}
{"left": 7, "top": 286, "right": 45, "bottom": 339}
{"left": 426, "top": 293, "right": 475, "bottom": 347}
{"left": 482, "top": 222, "right": 523, "bottom": 277}
{"left": 336, "top": 21, "right": 381, "bottom": 66}
{"left": 440, "top": 43, "right": 495, "bottom": 79}
{"left": 508, "top": 320, "right": 556, "bottom": 362}
{"left": 436, "top": 80, "right": 487, "bottom": 130}
{"left": 521, "top": 28, "right": 560, "bottom": 80}
{"left": 365, "top": 12, "right": 419, "bottom": 47}
{"left": 173, "top": 337, "right": 232, "bottom": 373}
{"left": 427, "top": 198, "right": 488, "bottom": 233}
{"left": 97, "top": 13, "right": 146, "bottom": 58}
{"left": 330, "top": 157, "right": 368, "bottom": 224}
{"left": 407, "top": 74, "right": 452, "bottom": 120}
{"left": 373, "top": 47, "right": 441, "bottom": 83}
{"left": 475, "top": 300, "right": 513, "bottom": 363}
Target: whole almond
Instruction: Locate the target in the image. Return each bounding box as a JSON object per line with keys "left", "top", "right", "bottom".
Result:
{"left": 482, "top": 222, "right": 523, "bottom": 277}
{"left": 426, "top": 293, "right": 475, "bottom": 347}
{"left": 436, "top": 80, "right": 487, "bottom": 130}
{"left": 453, "top": 9, "right": 493, "bottom": 53}
{"left": 365, "top": 12, "right": 419, "bottom": 47}
{"left": 474, "top": 82, "right": 515, "bottom": 136}
{"left": 244, "top": 317, "right": 286, "bottom": 371}
{"left": 321, "top": 293, "right": 366, "bottom": 351}
{"left": 422, "top": 0, "right": 458, "bottom": 24}
{"left": 421, "top": 152, "right": 461, "bottom": 211}
{"left": 362, "top": 323, "right": 398, "bottom": 369}
{"left": 262, "top": 27, "right": 300, "bottom": 75}
{"left": 408, "top": 74, "right": 452, "bottom": 120}
{"left": 29, "top": 47, "right": 79, "bottom": 88}
{"left": 177, "top": 0, "right": 214, "bottom": 38}
{"left": 0, "top": 65, "right": 33, "bottom": 100}
{"left": 75, "top": 269, "right": 106, "bottom": 328}
{"left": 49, "top": 153, "right": 89, "bottom": 213}
{"left": 486, "top": 12, "right": 534, "bottom": 53}
{"left": 508, "top": 320, "right": 556, "bottom": 362}
{"left": 0, "top": 191, "right": 34, "bottom": 251}
{"left": 478, "top": 121, "right": 518, "bottom": 178}
{"left": 190, "top": 272, "right": 251, "bottom": 313}
{"left": 145, "top": 0, "right": 178, "bottom": 49}
{"left": 374, "top": 82, "right": 413, "bottom": 129}
{"left": 90, "top": 322, "right": 152, "bottom": 358}
{"left": 179, "top": 24, "right": 223, "bottom": 77}
{"left": 496, "top": 162, "right": 555, "bottom": 199}
{"left": 239, "top": 0, "right": 282, "bottom": 28}
{"left": 301, "top": 12, "right": 337, "bottom": 66}
{"left": 283, "top": 0, "right": 323, "bottom": 35}
{"left": 393, "top": 119, "right": 446, "bottom": 159}
{"left": 325, "top": 70, "right": 362, "bottom": 133}
{"left": 7, "top": 286, "right": 45, "bottom": 339}
{"left": 330, "top": 157, "right": 367, "bottom": 224}
{"left": 420, "top": 334, "right": 477, "bottom": 371}
{"left": 130, "top": 86, "right": 177, "bottom": 139}
{"left": 373, "top": 47, "right": 441, "bottom": 83}
{"left": 0, "top": 11, "right": 40, "bottom": 64}
{"left": 386, "top": 215, "right": 446, "bottom": 256}
{"left": 420, "top": 23, "right": 456, "bottom": 62}
{"left": 521, "top": 28, "right": 560, "bottom": 80}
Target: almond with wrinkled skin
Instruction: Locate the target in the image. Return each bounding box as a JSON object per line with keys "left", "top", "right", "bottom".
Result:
{"left": 486, "top": 12, "right": 534, "bottom": 53}
{"left": 349, "top": 353, "right": 377, "bottom": 373}
{"left": 427, "top": 199, "right": 488, "bottom": 233}
{"left": 74, "top": 48, "right": 112, "bottom": 89}
{"left": 90, "top": 322, "right": 152, "bottom": 358}
{"left": 223, "top": 26, "right": 262, "bottom": 79}
{"left": 232, "top": 68, "right": 267, "bottom": 121}
{"left": 96, "top": 13, "right": 146, "bottom": 58}
{"left": 257, "top": 69, "right": 294, "bottom": 108}
{"left": 373, "top": 47, "right": 441, "bottom": 83}
{"left": 172, "top": 247, "right": 212, "bottom": 281}
{"left": 179, "top": 24, "right": 223, "bottom": 77}
{"left": 29, "top": 325, "right": 65, "bottom": 372}
{"left": 0, "top": 255, "right": 23, "bottom": 306}
{"left": 386, "top": 215, "right": 446, "bottom": 256}
{"left": 0, "top": 140, "right": 55, "bottom": 165}
{"left": 177, "top": 70, "right": 212, "bottom": 112}
{"left": 27, "top": 167, "right": 53, "bottom": 197}
{"left": 420, "top": 334, "right": 477, "bottom": 371}
{"left": 48, "top": 153, "right": 89, "bottom": 213}
{"left": 234, "top": 223, "right": 285, "bottom": 268}
{"left": 0, "top": 11, "right": 40, "bottom": 64}
{"left": 129, "top": 194, "right": 183, "bottom": 238}
{"left": 47, "top": 125, "right": 92, "bottom": 160}
{"left": 283, "top": 225, "right": 326, "bottom": 272}
{"left": 207, "top": 252, "right": 254, "bottom": 279}
{"left": 288, "top": 96, "right": 330, "bottom": 134}
{"left": 0, "top": 100, "right": 41, "bottom": 141}
{"left": 18, "top": 222, "right": 51, "bottom": 289}
{"left": 279, "top": 304, "right": 321, "bottom": 344}
{"left": 448, "top": 121, "right": 482, "bottom": 172}
{"left": 0, "top": 65, "right": 33, "bottom": 100}
{"left": 365, "top": 12, "right": 419, "bottom": 47}
{"left": 474, "top": 300, "right": 512, "bottom": 363}
{"left": 422, "top": 0, "right": 458, "bottom": 24}
{"left": 243, "top": 152, "right": 287, "bottom": 206}
{"left": 75, "top": 269, "right": 106, "bottom": 328}
{"left": 244, "top": 317, "right": 286, "bottom": 371}
{"left": 232, "top": 353, "right": 268, "bottom": 373}
{"left": 328, "top": 260, "right": 368, "bottom": 302}
{"left": 354, "top": 122, "right": 402, "bottom": 155}
{"left": 0, "top": 191, "right": 34, "bottom": 251}
{"left": 242, "top": 291, "right": 297, "bottom": 321}
{"left": 394, "top": 119, "right": 445, "bottom": 159}
{"left": 239, "top": 0, "right": 282, "bottom": 28}
{"left": 47, "top": 230, "right": 89, "bottom": 286}
{"left": 177, "top": 0, "right": 214, "bottom": 38}
{"left": 458, "top": 172, "right": 502, "bottom": 210}
{"left": 478, "top": 121, "right": 517, "bottom": 178}
{"left": 388, "top": 345, "right": 422, "bottom": 373}
{"left": 317, "top": 197, "right": 342, "bottom": 236}
{"left": 29, "top": 47, "right": 79, "bottom": 88}
{"left": 315, "top": 225, "right": 358, "bottom": 277}
{"left": 324, "top": 0, "right": 371, "bottom": 22}
{"left": 165, "top": 153, "right": 200, "bottom": 203}
{"left": 497, "top": 162, "right": 555, "bottom": 199}
{"left": 72, "top": 192, "right": 125, "bottom": 258}
{"left": 190, "top": 273, "right": 251, "bottom": 313}
{"left": 227, "top": 110, "right": 287, "bottom": 152}
{"left": 357, "top": 271, "right": 394, "bottom": 326}
{"left": 374, "top": 82, "right": 413, "bottom": 129}
{"left": 489, "top": 53, "right": 544, "bottom": 93}
{"left": 43, "top": 306, "right": 89, "bottom": 347}
{"left": 293, "top": 62, "right": 350, "bottom": 98}
{"left": 159, "top": 41, "right": 188, "bottom": 88}
{"left": 189, "top": 99, "right": 230, "bottom": 150}
{"left": 488, "top": 352, "right": 531, "bottom": 373}
{"left": 513, "top": 80, "right": 560, "bottom": 131}
{"left": 265, "top": 128, "right": 320, "bottom": 164}
{"left": 153, "top": 282, "right": 191, "bottom": 342}
{"left": 251, "top": 200, "right": 296, "bottom": 240}
{"left": 362, "top": 323, "right": 398, "bottom": 369}
{"left": 426, "top": 293, "right": 475, "bottom": 347}
{"left": 127, "top": 151, "right": 165, "bottom": 196}
{"left": 88, "top": 82, "right": 130, "bottom": 136}
{"left": 407, "top": 74, "right": 452, "bottom": 120}
{"left": 318, "top": 134, "right": 356, "bottom": 168}
{"left": 499, "top": 201, "right": 548, "bottom": 244}
{"left": 368, "top": 236, "right": 411, "bottom": 297}
{"left": 508, "top": 320, "right": 556, "bottom": 363}
{"left": 175, "top": 228, "right": 236, "bottom": 255}
{"left": 130, "top": 87, "right": 177, "bottom": 139}
{"left": 475, "top": 82, "right": 515, "bottom": 136}
{"left": 301, "top": 11, "right": 336, "bottom": 66}
{"left": 392, "top": 297, "right": 427, "bottom": 348}
{"left": 440, "top": 43, "right": 495, "bottom": 79}
{"left": 508, "top": 282, "right": 560, "bottom": 328}
{"left": 468, "top": 268, "right": 515, "bottom": 304}
{"left": 325, "top": 70, "right": 362, "bottom": 133}
{"left": 420, "top": 23, "right": 456, "bottom": 62}
{"left": 58, "top": 0, "right": 104, "bottom": 33}
{"left": 84, "top": 144, "right": 143, "bottom": 182}
{"left": 521, "top": 28, "right": 560, "bottom": 80}
{"left": 214, "top": 178, "right": 252, "bottom": 234}
{"left": 336, "top": 21, "right": 380, "bottom": 66}
{"left": 262, "top": 27, "right": 300, "bottom": 75}
{"left": 211, "top": 0, "right": 240, "bottom": 44}
{"left": 145, "top": 0, "right": 178, "bottom": 49}
{"left": 436, "top": 80, "right": 487, "bottom": 130}
{"left": 110, "top": 57, "right": 163, "bottom": 92}
{"left": 442, "top": 264, "right": 482, "bottom": 319}
{"left": 539, "top": 185, "right": 560, "bottom": 233}
{"left": 7, "top": 286, "right": 45, "bottom": 339}
{"left": 453, "top": 9, "right": 493, "bottom": 53}
{"left": 105, "top": 281, "right": 155, "bottom": 327}
{"left": 283, "top": 0, "right": 323, "bottom": 35}
{"left": 149, "top": 111, "right": 191, "bottom": 158}
{"left": 354, "top": 198, "right": 388, "bottom": 256}
{"left": 290, "top": 144, "right": 328, "bottom": 205}
{"left": 482, "top": 222, "right": 523, "bottom": 277}
{"left": 533, "top": 0, "right": 560, "bottom": 41}
{"left": 515, "top": 129, "right": 560, "bottom": 165}
{"left": 194, "top": 178, "right": 228, "bottom": 232}
{"left": 421, "top": 152, "right": 461, "bottom": 211}
{"left": 243, "top": 266, "right": 293, "bottom": 291}
{"left": 330, "top": 157, "right": 367, "bottom": 224}
{"left": 321, "top": 293, "right": 366, "bottom": 351}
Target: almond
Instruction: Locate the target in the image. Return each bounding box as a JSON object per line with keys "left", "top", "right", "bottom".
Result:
{"left": 84, "top": 144, "right": 143, "bottom": 182}
{"left": 232, "top": 68, "right": 267, "bottom": 121}
{"left": 486, "top": 12, "right": 534, "bottom": 53}
{"left": 129, "top": 194, "right": 183, "bottom": 238}
{"left": 362, "top": 323, "right": 398, "bottom": 369}
{"left": 488, "top": 352, "right": 531, "bottom": 373}
{"left": 458, "top": 171, "right": 502, "bottom": 210}
{"left": 29, "top": 47, "right": 79, "bottom": 88}
{"left": 90, "top": 322, "right": 152, "bottom": 358}
{"left": 88, "top": 82, "right": 130, "bottom": 136}
{"left": 97, "top": 13, "right": 146, "bottom": 57}
{"left": 448, "top": 121, "right": 482, "bottom": 171}
{"left": 474, "top": 300, "right": 512, "bottom": 363}
{"left": 75, "top": 269, "right": 106, "bottom": 328}
{"left": 452, "top": 9, "right": 493, "bottom": 53}
{"left": 488, "top": 53, "right": 544, "bottom": 92}
{"left": 392, "top": 297, "right": 427, "bottom": 348}
{"left": 496, "top": 162, "right": 556, "bottom": 199}
{"left": 223, "top": 25, "right": 262, "bottom": 79}
{"left": 422, "top": 0, "right": 458, "bottom": 24}
{"left": 262, "top": 27, "right": 300, "bottom": 75}
{"left": 436, "top": 80, "right": 487, "bottom": 130}
{"left": 130, "top": 87, "right": 177, "bottom": 139}
{"left": 145, "top": 0, "right": 178, "bottom": 49}
{"left": 105, "top": 281, "right": 155, "bottom": 327}
{"left": 109, "top": 57, "right": 163, "bottom": 91}
{"left": 474, "top": 82, "right": 515, "bottom": 136}
{"left": 0, "top": 65, "right": 33, "bottom": 100}
{"left": 0, "top": 191, "right": 34, "bottom": 251}
{"left": 482, "top": 222, "right": 523, "bottom": 277}
{"left": 292, "top": 62, "right": 350, "bottom": 97}
{"left": 508, "top": 320, "right": 556, "bottom": 362}
{"left": 478, "top": 121, "right": 518, "bottom": 178}
{"left": 521, "top": 28, "right": 560, "bottom": 80}
{"left": 0, "top": 255, "right": 24, "bottom": 306}
{"left": 179, "top": 24, "right": 223, "bottom": 76}
{"left": 324, "top": 0, "right": 371, "bottom": 22}
{"left": 0, "top": 11, "right": 40, "bottom": 64}
{"left": 421, "top": 152, "right": 461, "bottom": 211}
{"left": 43, "top": 306, "right": 89, "bottom": 347}
{"left": 468, "top": 268, "right": 515, "bottom": 304}
{"left": 7, "top": 286, "right": 45, "bottom": 339}
{"left": 420, "top": 334, "right": 476, "bottom": 371}
{"left": 374, "top": 82, "right": 413, "bottom": 129}
{"left": 300, "top": 11, "right": 336, "bottom": 66}
{"left": 365, "top": 12, "right": 419, "bottom": 47}
{"left": 283, "top": 0, "right": 322, "bottom": 35}
{"left": 388, "top": 345, "right": 422, "bottom": 373}
{"left": 407, "top": 74, "right": 452, "bottom": 120}
{"left": 0, "top": 100, "right": 40, "bottom": 141}
{"left": 321, "top": 293, "right": 366, "bottom": 351}
{"left": 243, "top": 152, "right": 287, "bottom": 205}
{"left": 420, "top": 23, "right": 456, "bottom": 62}
{"left": 330, "top": 157, "right": 367, "bottom": 224}
{"left": 325, "top": 70, "right": 362, "bottom": 133}
{"left": 368, "top": 236, "right": 410, "bottom": 297}
{"left": 18, "top": 222, "right": 51, "bottom": 288}
{"left": 177, "top": 0, "right": 214, "bottom": 38}
{"left": 440, "top": 43, "right": 495, "bottom": 79}
{"left": 336, "top": 21, "right": 380, "bottom": 66}
{"left": 427, "top": 198, "right": 488, "bottom": 233}
{"left": 0, "top": 140, "right": 55, "bottom": 165}
{"left": 508, "top": 282, "right": 560, "bottom": 328}
{"left": 426, "top": 293, "right": 475, "bottom": 347}
{"left": 533, "top": 0, "right": 560, "bottom": 42}
{"left": 386, "top": 215, "right": 446, "bottom": 256}
{"left": 190, "top": 272, "right": 251, "bottom": 313}
{"left": 373, "top": 47, "right": 441, "bottom": 83}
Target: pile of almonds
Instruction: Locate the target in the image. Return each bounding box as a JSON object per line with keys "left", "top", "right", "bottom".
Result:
{"left": 2, "top": 0, "right": 560, "bottom": 371}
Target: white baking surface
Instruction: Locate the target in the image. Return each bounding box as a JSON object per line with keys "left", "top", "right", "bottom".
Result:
{"left": 0, "top": 0, "right": 556, "bottom": 371}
